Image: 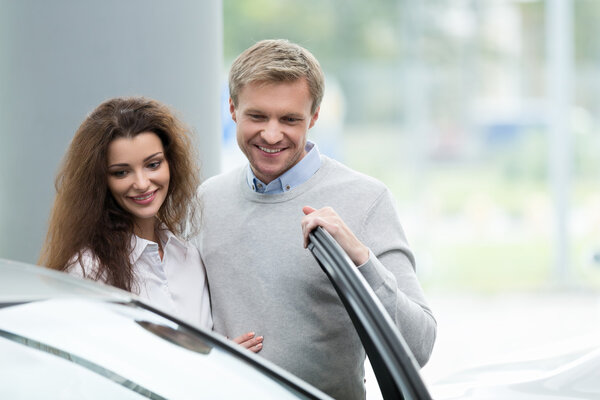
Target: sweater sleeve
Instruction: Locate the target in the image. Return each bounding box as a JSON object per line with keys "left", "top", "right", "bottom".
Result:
{"left": 357, "top": 188, "right": 437, "bottom": 367}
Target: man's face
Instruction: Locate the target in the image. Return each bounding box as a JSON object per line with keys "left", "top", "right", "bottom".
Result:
{"left": 230, "top": 79, "right": 319, "bottom": 184}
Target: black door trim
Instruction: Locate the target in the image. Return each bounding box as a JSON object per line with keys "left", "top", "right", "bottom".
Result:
{"left": 308, "top": 227, "right": 432, "bottom": 400}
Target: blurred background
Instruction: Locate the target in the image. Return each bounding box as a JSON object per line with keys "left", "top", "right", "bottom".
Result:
{"left": 2, "top": 0, "right": 600, "bottom": 395}
{"left": 223, "top": 0, "right": 600, "bottom": 293}
{"left": 222, "top": 0, "right": 600, "bottom": 390}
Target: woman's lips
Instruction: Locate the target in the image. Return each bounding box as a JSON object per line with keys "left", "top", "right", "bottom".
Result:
{"left": 128, "top": 190, "right": 157, "bottom": 205}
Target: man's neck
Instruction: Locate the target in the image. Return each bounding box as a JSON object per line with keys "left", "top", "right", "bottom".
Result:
{"left": 246, "top": 141, "right": 320, "bottom": 194}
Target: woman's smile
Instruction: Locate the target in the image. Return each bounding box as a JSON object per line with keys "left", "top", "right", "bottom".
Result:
{"left": 128, "top": 190, "right": 158, "bottom": 205}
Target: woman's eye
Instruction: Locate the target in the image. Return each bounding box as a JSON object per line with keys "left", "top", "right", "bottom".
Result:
{"left": 148, "top": 161, "right": 161, "bottom": 169}
{"left": 111, "top": 170, "right": 127, "bottom": 178}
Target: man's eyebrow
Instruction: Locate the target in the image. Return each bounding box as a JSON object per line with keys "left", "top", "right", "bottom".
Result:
{"left": 244, "top": 108, "right": 264, "bottom": 114}
{"left": 108, "top": 152, "right": 163, "bottom": 169}
{"left": 244, "top": 109, "right": 304, "bottom": 118}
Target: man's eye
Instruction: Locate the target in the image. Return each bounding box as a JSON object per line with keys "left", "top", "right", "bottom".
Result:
{"left": 250, "top": 114, "right": 265, "bottom": 120}
{"left": 283, "top": 117, "right": 300, "bottom": 123}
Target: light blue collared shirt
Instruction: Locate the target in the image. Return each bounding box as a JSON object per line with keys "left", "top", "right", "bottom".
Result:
{"left": 246, "top": 141, "right": 321, "bottom": 194}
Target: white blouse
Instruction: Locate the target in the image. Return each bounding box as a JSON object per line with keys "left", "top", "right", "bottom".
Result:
{"left": 68, "top": 229, "right": 212, "bottom": 330}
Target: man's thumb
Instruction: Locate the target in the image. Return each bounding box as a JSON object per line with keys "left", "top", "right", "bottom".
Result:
{"left": 302, "top": 206, "right": 316, "bottom": 215}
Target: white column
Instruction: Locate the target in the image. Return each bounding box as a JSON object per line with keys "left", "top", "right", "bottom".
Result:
{"left": 546, "top": 0, "right": 573, "bottom": 284}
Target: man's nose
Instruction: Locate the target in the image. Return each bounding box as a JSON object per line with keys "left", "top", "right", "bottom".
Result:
{"left": 260, "top": 120, "right": 283, "bottom": 144}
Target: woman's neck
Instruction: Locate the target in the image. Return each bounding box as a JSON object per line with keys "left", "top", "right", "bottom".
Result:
{"left": 134, "top": 218, "right": 158, "bottom": 243}
{"left": 134, "top": 217, "right": 164, "bottom": 261}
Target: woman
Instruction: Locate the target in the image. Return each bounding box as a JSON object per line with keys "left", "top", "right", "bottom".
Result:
{"left": 40, "top": 96, "right": 262, "bottom": 351}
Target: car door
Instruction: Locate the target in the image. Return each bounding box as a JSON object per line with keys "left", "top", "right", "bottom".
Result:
{"left": 308, "top": 227, "right": 433, "bottom": 400}
{"left": 0, "top": 259, "right": 333, "bottom": 400}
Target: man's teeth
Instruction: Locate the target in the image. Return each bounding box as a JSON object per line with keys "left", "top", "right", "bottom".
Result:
{"left": 133, "top": 192, "right": 154, "bottom": 200}
{"left": 259, "top": 146, "right": 282, "bottom": 154}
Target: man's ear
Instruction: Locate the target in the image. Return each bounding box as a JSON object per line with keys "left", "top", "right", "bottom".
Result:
{"left": 229, "top": 98, "right": 237, "bottom": 122}
{"left": 308, "top": 106, "right": 320, "bottom": 129}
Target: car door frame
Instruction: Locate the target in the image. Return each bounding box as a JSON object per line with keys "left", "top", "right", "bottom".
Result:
{"left": 308, "top": 227, "right": 432, "bottom": 400}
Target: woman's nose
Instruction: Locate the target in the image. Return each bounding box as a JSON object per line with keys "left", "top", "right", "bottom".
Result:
{"left": 132, "top": 171, "right": 150, "bottom": 190}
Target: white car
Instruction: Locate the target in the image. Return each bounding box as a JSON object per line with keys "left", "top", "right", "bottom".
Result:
{"left": 7, "top": 228, "right": 594, "bottom": 399}
{"left": 431, "top": 341, "right": 600, "bottom": 399}
{"left": 0, "top": 228, "right": 430, "bottom": 400}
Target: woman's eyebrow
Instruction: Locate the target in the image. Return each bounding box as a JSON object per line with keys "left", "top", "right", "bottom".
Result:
{"left": 143, "top": 152, "right": 163, "bottom": 162}
{"left": 108, "top": 152, "right": 163, "bottom": 169}
{"left": 108, "top": 162, "right": 129, "bottom": 169}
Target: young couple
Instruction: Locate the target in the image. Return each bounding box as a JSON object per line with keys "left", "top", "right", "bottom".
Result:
{"left": 40, "top": 39, "right": 436, "bottom": 400}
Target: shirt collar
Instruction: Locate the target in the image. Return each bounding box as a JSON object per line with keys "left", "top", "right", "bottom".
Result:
{"left": 129, "top": 227, "right": 187, "bottom": 263}
{"left": 246, "top": 141, "right": 321, "bottom": 194}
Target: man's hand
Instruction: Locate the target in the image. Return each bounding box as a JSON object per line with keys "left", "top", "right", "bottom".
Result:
{"left": 301, "top": 206, "right": 369, "bottom": 266}
{"left": 232, "top": 332, "right": 263, "bottom": 353}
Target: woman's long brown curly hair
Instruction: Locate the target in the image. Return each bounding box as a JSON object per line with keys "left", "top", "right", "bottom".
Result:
{"left": 39, "top": 96, "right": 200, "bottom": 292}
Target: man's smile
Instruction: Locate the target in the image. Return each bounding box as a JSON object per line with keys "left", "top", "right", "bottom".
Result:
{"left": 258, "top": 146, "right": 283, "bottom": 154}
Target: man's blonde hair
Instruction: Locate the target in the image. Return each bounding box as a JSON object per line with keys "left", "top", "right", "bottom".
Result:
{"left": 229, "top": 39, "right": 325, "bottom": 114}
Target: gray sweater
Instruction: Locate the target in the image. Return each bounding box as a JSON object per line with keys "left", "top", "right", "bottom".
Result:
{"left": 196, "top": 156, "right": 436, "bottom": 400}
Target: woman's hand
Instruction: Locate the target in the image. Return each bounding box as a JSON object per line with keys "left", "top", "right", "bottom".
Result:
{"left": 232, "top": 332, "right": 263, "bottom": 353}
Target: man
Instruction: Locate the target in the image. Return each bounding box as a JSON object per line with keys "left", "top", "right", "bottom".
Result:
{"left": 196, "top": 39, "right": 436, "bottom": 400}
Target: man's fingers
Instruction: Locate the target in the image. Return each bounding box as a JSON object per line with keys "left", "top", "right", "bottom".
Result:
{"left": 302, "top": 216, "right": 321, "bottom": 248}
{"left": 302, "top": 205, "right": 316, "bottom": 215}
{"left": 300, "top": 206, "right": 369, "bottom": 265}
{"left": 302, "top": 207, "right": 334, "bottom": 248}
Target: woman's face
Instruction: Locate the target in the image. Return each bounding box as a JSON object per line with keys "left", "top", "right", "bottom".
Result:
{"left": 106, "top": 132, "right": 170, "bottom": 228}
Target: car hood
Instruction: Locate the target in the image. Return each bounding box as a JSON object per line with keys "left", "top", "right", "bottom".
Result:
{"left": 431, "top": 342, "right": 600, "bottom": 400}
{"left": 0, "top": 259, "right": 332, "bottom": 399}
{"left": 0, "top": 258, "right": 132, "bottom": 303}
